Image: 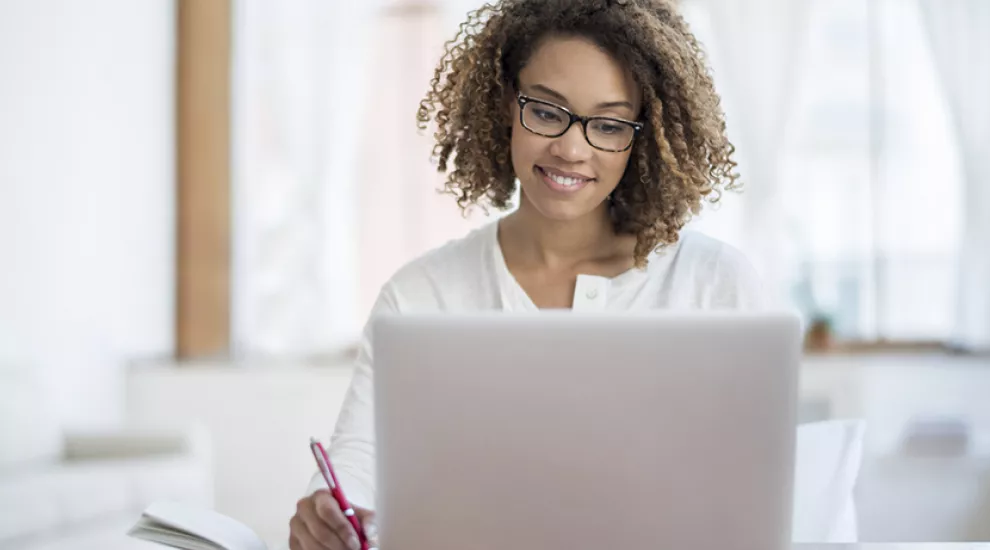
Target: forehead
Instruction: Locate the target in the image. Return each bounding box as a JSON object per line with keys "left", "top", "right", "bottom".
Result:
{"left": 517, "top": 35, "right": 641, "bottom": 111}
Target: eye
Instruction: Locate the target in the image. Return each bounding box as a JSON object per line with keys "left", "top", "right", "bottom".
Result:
{"left": 532, "top": 105, "right": 564, "bottom": 123}
{"left": 596, "top": 121, "right": 626, "bottom": 135}
{"left": 592, "top": 119, "right": 632, "bottom": 136}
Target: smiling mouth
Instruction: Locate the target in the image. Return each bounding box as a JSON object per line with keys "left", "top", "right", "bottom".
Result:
{"left": 537, "top": 166, "right": 595, "bottom": 193}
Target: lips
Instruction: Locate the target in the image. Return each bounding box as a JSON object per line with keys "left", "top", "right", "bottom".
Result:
{"left": 537, "top": 166, "right": 594, "bottom": 193}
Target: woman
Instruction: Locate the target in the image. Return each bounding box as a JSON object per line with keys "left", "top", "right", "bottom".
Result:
{"left": 290, "top": 0, "right": 759, "bottom": 548}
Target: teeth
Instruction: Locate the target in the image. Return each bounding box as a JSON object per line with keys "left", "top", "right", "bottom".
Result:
{"left": 546, "top": 170, "right": 585, "bottom": 187}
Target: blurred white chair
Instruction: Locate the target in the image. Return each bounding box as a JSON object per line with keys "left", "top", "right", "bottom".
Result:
{"left": 1, "top": 360, "right": 213, "bottom": 550}
{"left": 0, "top": 426, "right": 214, "bottom": 550}
{"left": 856, "top": 417, "right": 990, "bottom": 543}
{"left": 793, "top": 419, "right": 866, "bottom": 543}
{"left": 801, "top": 357, "right": 990, "bottom": 542}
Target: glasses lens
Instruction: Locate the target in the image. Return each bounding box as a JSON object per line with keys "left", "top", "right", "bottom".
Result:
{"left": 521, "top": 101, "right": 569, "bottom": 136}
{"left": 587, "top": 118, "right": 636, "bottom": 151}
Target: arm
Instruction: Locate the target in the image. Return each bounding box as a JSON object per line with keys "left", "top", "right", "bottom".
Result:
{"left": 294, "top": 334, "right": 381, "bottom": 550}
{"left": 304, "top": 288, "right": 399, "bottom": 510}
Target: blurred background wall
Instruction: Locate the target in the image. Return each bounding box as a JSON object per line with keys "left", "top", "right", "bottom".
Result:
{"left": 0, "top": 0, "right": 175, "bottom": 429}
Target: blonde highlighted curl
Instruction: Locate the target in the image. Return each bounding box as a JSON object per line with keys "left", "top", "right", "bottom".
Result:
{"left": 417, "top": 0, "right": 739, "bottom": 266}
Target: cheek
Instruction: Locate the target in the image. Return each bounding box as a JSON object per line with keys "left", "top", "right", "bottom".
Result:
{"left": 603, "top": 151, "right": 633, "bottom": 185}
{"left": 510, "top": 122, "right": 545, "bottom": 169}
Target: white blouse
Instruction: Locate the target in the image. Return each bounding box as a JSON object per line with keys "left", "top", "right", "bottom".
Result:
{"left": 305, "top": 220, "right": 764, "bottom": 508}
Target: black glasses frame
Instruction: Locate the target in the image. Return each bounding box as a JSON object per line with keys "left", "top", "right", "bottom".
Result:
{"left": 516, "top": 93, "right": 644, "bottom": 153}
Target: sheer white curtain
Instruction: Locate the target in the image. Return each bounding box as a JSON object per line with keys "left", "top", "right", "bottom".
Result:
{"left": 919, "top": 0, "right": 990, "bottom": 352}
{"left": 356, "top": 1, "right": 491, "bottom": 324}
{"left": 685, "top": 0, "right": 812, "bottom": 303}
{"left": 686, "top": 0, "right": 967, "bottom": 342}
{"left": 232, "top": 0, "right": 383, "bottom": 355}
{"left": 233, "top": 0, "right": 490, "bottom": 356}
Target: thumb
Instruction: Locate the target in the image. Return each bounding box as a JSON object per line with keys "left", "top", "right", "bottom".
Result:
{"left": 356, "top": 507, "right": 378, "bottom": 547}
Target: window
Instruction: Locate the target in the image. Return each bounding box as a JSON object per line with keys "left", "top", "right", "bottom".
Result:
{"left": 686, "top": 0, "right": 964, "bottom": 343}
{"left": 231, "top": 1, "right": 494, "bottom": 356}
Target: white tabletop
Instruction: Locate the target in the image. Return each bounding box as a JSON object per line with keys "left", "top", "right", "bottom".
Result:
{"left": 795, "top": 545, "right": 990, "bottom": 549}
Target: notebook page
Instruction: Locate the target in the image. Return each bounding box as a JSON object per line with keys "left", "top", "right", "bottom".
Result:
{"left": 137, "top": 501, "right": 268, "bottom": 550}
{"left": 128, "top": 518, "right": 222, "bottom": 550}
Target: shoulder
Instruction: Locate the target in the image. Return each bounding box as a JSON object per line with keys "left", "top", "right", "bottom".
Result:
{"left": 673, "top": 231, "right": 753, "bottom": 275}
{"left": 377, "top": 222, "right": 498, "bottom": 312}
{"left": 661, "top": 231, "right": 765, "bottom": 309}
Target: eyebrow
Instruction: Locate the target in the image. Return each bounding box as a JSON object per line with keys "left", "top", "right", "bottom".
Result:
{"left": 530, "top": 84, "right": 636, "bottom": 112}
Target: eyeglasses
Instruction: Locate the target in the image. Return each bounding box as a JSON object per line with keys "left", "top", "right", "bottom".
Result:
{"left": 516, "top": 93, "right": 644, "bottom": 153}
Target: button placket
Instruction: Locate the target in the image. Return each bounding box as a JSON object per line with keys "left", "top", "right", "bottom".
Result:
{"left": 574, "top": 275, "right": 607, "bottom": 310}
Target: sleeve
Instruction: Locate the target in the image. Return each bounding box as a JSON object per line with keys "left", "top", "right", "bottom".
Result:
{"left": 303, "top": 286, "right": 399, "bottom": 510}
{"left": 709, "top": 243, "right": 766, "bottom": 310}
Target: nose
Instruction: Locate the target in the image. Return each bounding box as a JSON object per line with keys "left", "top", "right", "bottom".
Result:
{"left": 548, "top": 122, "right": 594, "bottom": 163}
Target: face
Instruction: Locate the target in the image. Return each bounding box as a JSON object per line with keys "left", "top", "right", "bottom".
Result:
{"left": 510, "top": 35, "right": 642, "bottom": 222}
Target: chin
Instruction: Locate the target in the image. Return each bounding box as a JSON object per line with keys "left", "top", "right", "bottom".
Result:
{"left": 521, "top": 185, "right": 605, "bottom": 222}
{"left": 534, "top": 204, "right": 591, "bottom": 222}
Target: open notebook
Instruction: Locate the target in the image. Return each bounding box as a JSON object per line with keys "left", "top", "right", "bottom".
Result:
{"left": 127, "top": 501, "right": 269, "bottom": 550}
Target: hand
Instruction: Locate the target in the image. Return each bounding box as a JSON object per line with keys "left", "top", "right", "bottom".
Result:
{"left": 290, "top": 490, "right": 378, "bottom": 550}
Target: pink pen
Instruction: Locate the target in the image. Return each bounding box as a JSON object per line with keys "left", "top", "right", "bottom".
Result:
{"left": 310, "top": 438, "right": 370, "bottom": 550}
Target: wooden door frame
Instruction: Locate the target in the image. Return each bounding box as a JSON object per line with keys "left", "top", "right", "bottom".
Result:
{"left": 175, "top": 0, "right": 231, "bottom": 359}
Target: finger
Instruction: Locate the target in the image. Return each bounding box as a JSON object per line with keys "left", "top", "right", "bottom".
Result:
{"left": 312, "top": 492, "right": 360, "bottom": 550}
{"left": 290, "top": 515, "right": 332, "bottom": 550}
{"left": 312, "top": 491, "right": 352, "bottom": 531}
{"left": 356, "top": 508, "right": 378, "bottom": 547}
{"left": 297, "top": 500, "right": 339, "bottom": 547}
{"left": 289, "top": 533, "right": 301, "bottom": 550}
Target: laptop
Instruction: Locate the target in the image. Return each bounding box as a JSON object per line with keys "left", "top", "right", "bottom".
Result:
{"left": 372, "top": 312, "right": 801, "bottom": 550}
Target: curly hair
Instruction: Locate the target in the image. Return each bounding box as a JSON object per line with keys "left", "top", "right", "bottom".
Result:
{"left": 417, "top": 0, "right": 739, "bottom": 266}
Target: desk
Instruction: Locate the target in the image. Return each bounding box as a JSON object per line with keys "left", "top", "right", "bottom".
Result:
{"left": 796, "top": 545, "right": 990, "bottom": 549}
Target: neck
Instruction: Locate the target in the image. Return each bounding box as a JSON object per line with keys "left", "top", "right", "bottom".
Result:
{"left": 501, "top": 196, "right": 618, "bottom": 268}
